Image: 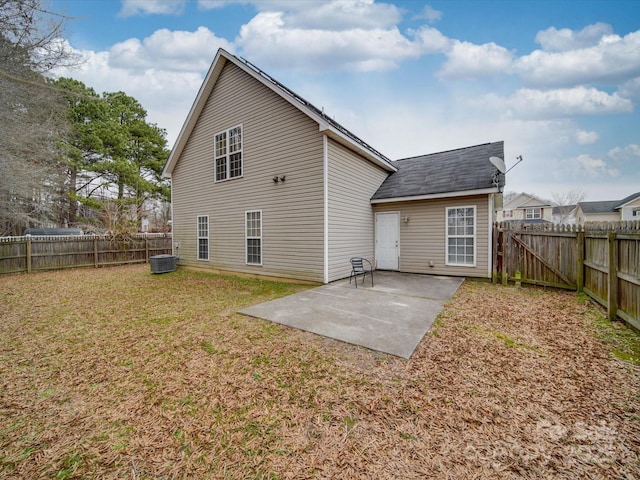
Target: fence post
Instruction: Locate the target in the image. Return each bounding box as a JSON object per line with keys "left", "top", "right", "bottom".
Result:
{"left": 26, "top": 236, "right": 32, "bottom": 274}
{"left": 492, "top": 223, "right": 499, "bottom": 283}
{"left": 607, "top": 231, "right": 618, "bottom": 321}
{"left": 501, "top": 230, "right": 509, "bottom": 286}
{"left": 145, "top": 235, "right": 149, "bottom": 262}
{"left": 93, "top": 236, "right": 98, "bottom": 268}
{"left": 576, "top": 229, "right": 584, "bottom": 292}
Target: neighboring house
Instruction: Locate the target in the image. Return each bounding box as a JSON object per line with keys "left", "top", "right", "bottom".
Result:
{"left": 162, "top": 49, "right": 504, "bottom": 283}
{"left": 498, "top": 193, "right": 553, "bottom": 223}
{"left": 552, "top": 205, "right": 577, "bottom": 224}
{"left": 575, "top": 192, "right": 640, "bottom": 224}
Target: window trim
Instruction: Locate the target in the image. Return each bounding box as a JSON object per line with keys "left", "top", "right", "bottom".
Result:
{"left": 525, "top": 207, "right": 542, "bottom": 219}
{"left": 197, "top": 215, "right": 209, "bottom": 261}
{"left": 445, "top": 206, "right": 476, "bottom": 267}
{"left": 245, "top": 209, "right": 262, "bottom": 266}
{"left": 214, "top": 124, "right": 243, "bottom": 183}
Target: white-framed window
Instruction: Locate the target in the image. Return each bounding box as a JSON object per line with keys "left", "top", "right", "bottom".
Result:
{"left": 446, "top": 206, "right": 476, "bottom": 266}
{"left": 503, "top": 209, "right": 512, "bottom": 218}
{"left": 245, "top": 210, "right": 262, "bottom": 265}
{"left": 633, "top": 208, "right": 640, "bottom": 217}
{"left": 215, "top": 125, "right": 242, "bottom": 182}
{"left": 197, "top": 215, "right": 209, "bottom": 260}
{"left": 525, "top": 207, "right": 542, "bottom": 219}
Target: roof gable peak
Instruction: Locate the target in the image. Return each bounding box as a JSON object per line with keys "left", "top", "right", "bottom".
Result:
{"left": 163, "top": 48, "right": 395, "bottom": 177}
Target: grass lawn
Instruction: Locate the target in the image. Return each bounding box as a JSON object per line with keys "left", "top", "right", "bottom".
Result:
{"left": 1, "top": 264, "right": 638, "bottom": 479}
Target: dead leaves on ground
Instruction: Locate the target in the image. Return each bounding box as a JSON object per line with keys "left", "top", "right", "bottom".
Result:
{"left": 0, "top": 266, "right": 638, "bottom": 479}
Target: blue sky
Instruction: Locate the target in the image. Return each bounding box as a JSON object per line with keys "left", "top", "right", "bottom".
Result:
{"left": 53, "top": 0, "right": 640, "bottom": 202}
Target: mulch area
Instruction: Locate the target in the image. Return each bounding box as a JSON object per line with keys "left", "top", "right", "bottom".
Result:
{"left": 0, "top": 266, "right": 638, "bottom": 479}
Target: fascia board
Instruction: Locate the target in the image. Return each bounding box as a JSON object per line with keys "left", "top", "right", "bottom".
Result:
{"left": 371, "top": 187, "right": 499, "bottom": 204}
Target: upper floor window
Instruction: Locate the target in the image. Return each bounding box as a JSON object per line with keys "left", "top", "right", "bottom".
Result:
{"left": 215, "top": 125, "right": 242, "bottom": 182}
{"left": 633, "top": 208, "right": 640, "bottom": 217}
{"left": 526, "top": 207, "right": 542, "bottom": 219}
{"left": 503, "top": 209, "right": 512, "bottom": 218}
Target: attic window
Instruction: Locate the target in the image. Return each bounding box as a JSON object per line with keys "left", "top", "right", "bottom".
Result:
{"left": 215, "top": 125, "right": 243, "bottom": 182}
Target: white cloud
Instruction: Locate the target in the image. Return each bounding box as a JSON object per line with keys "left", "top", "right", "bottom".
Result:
{"left": 279, "top": 0, "right": 402, "bottom": 30}
{"left": 618, "top": 77, "right": 640, "bottom": 100}
{"left": 109, "top": 27, "right": 233, "bottom": 71}
{"left": 236, "top": 11, "right": 425, "bottom": 72}
{"left": 413, "top": 5, "right": 442, "bottom": 23}
{"left": 413, "top": 26, "right": 450, "bottom": 54}
{"left": 571, "top": 154, "right": 619, "bottom": 178}
{"left": 479, "top": 87, "right": 633, "bottom": 119}
{"left": 119, "top": 0, "right": 186, "bottom": 17}
{"left": 437, "top": 40, "right": 514, "bottom": 79}
{"left": 575, "top": 130, "right": 599, "bottom": 145}
{"left": 200, "top": 0, "right": 401, "bottom": 29}
{"left": 535, "top": 22, "right": 612, "bottom": 52}
{"left": 516, "top": 29, "right": 640, "bottom": 87}
{"left": 608, "top": 143, "right": 640, "bottom": 161}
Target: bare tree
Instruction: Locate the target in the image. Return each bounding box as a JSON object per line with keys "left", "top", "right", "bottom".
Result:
{"left": 0, "top": 0, "right": 76, "bottom": 234}
{"left": 0, "top": 0, "right": 73, "bottom": 73}
{"left": 551, "top": 188, "right": 586, "bottom": 224}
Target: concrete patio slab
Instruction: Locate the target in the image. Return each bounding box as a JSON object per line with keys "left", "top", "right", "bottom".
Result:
{"left": 239, "top": 272, "right": 464, "bottom": 359}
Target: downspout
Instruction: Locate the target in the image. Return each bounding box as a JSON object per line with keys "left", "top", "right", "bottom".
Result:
{"left": 487, "top": 194, "right": 494, "bottom": 279}
{"left": 323, "top": 134, "right": 329, "bottom": 283}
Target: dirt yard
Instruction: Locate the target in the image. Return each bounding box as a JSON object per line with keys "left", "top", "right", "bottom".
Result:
{"left": 1, "top": 265, "right": 638, "bottom": 479}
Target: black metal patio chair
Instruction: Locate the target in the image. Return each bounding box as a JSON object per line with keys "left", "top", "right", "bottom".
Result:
{"left": 349, "top": 257, "right": 374, "bottom": 288}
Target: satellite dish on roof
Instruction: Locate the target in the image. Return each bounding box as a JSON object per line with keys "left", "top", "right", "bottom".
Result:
{"left": 489, "top": 156, "right": 506, "bottom": 173}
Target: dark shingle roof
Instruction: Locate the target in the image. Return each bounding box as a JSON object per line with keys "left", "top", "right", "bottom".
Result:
{"left": 371, "top": 141, "right": 504, "bottom": 201}
{"left": 578, "top": 191, "right": 640, "bottom": 214}
{"left": 578, "top": 200, "right": 621, "bottom": 214}
{"left": 616, "top": 191, "right": 640, "bottom": 208}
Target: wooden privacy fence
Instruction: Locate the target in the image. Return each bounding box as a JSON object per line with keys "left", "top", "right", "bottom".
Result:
{"left": 493, "top": 222, "right": 640, "bottom": 331}
{"left": 0, "top": 233, "right": 172, "bottom": 275}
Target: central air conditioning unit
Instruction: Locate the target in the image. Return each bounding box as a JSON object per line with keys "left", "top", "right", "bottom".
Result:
{"left": 150, "top": 254, "right": 177, "bottom": 274}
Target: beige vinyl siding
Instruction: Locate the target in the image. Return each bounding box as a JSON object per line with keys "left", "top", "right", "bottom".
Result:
{"left": 171, "top": 61, "right": 325, "bottom": 282}
{"left": 326, "top": 139, "right": 389, "bottom": 282}
{"left": 621, "top": 197, "right": 640, "bottom": 220}
{"left": 374, "top": 195, "right": 491, "bottom": 278}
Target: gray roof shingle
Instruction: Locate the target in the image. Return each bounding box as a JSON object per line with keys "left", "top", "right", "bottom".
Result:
{"left": 579, "top": 200, "right": 621, "bottom": 214}
{"left": 371, "top": 141, "right": 504, "bottom": 201}
{"left": 578, "top": 192, "right": 640, "bottom": 214}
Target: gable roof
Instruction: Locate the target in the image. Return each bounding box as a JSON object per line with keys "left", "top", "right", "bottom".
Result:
{"left": 163, "top": 48, "right": 396, "bottom": 177}
{"left": 371, "top": 141, "right": 504, "bottom": 202}
{"left": 578, "top": 200, "right": 621, "bottom": 214}
{"left": 615, "top": 191, "right": 640, "bottom": 209}
{"left": 503, "top": 192, "right": 551, "bottom": 210}
{"left": 577, "top": 192, "right": 640, "bottom": 214}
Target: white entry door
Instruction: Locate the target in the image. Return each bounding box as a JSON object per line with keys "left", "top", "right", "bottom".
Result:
{"left": 375, "top": 212, "right": 400, "bottom": 270}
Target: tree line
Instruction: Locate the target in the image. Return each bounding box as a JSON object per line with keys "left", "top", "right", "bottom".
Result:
{"left": 0, "top": 0, "right": 170, "bottom": 236}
